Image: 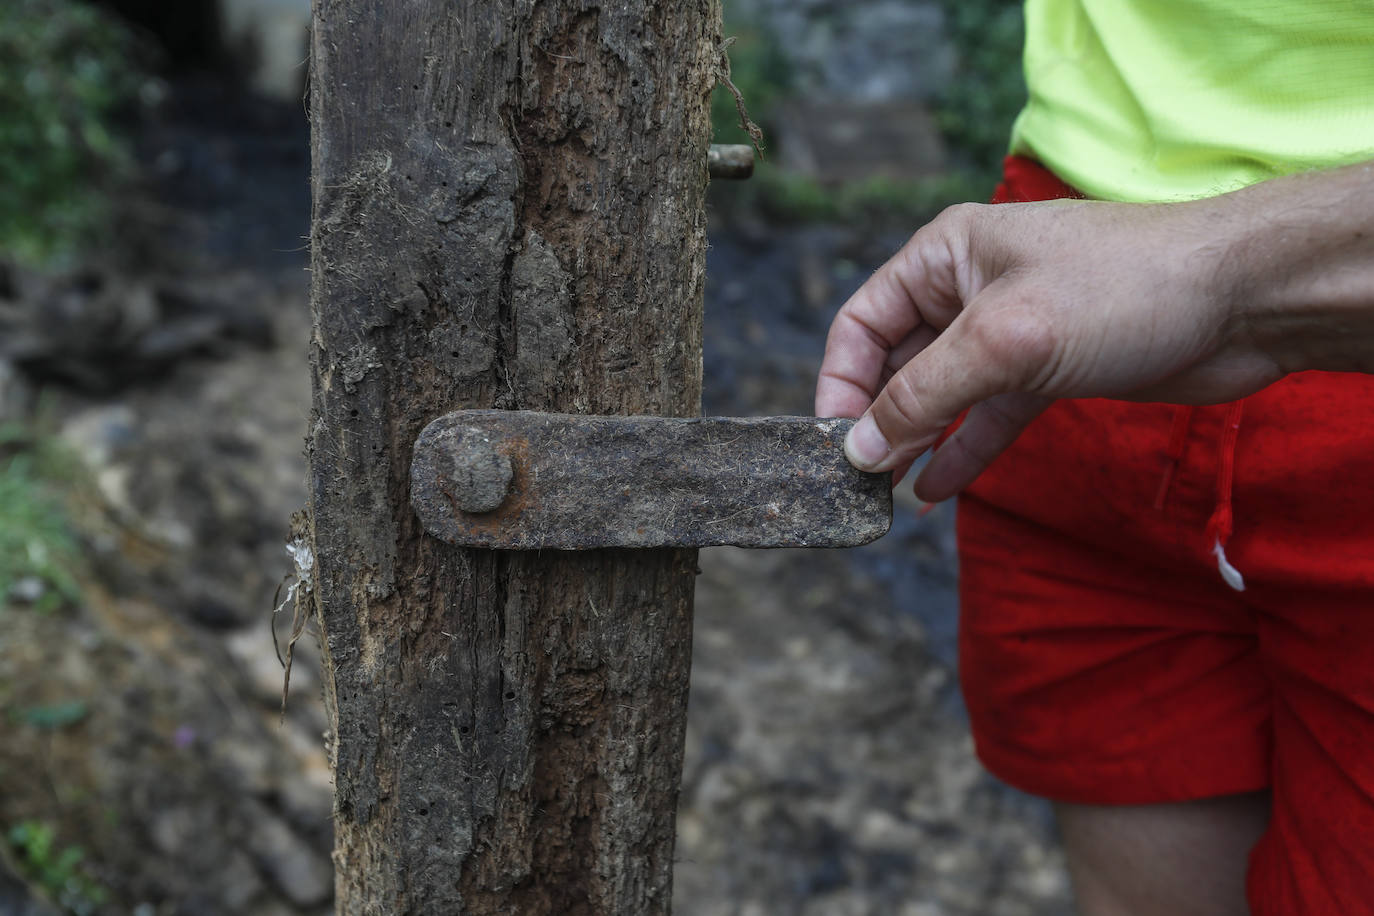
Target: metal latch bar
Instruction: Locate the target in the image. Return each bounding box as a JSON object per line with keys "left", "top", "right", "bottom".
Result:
{"left": 410, "top": 411, "right": 891, "bottom": 550}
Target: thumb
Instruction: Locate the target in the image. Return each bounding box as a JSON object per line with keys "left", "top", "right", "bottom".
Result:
{"left": 843, "top": 303, "right": 1053, "bottom": 472}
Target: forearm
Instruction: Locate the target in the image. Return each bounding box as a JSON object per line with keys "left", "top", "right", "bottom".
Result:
{"left": 817, "top": 157, "right": 1374, "bottom": 490}
{"left": 1217, "top": 160, "right": 1374, "bottom": 375}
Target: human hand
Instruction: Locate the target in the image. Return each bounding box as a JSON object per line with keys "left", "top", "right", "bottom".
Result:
{"left": 815, "top": 196, "right": 1290, "bottom": 502}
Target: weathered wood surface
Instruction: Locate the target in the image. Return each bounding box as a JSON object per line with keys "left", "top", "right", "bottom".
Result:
{"left": 412, "top": 412, "right": 892, "bottom": 549}
{"left": 707, "top": 143, "right": 754, "bottom": 179}
{"left": 306, "top": 1, "right": 720, "bottom": 913}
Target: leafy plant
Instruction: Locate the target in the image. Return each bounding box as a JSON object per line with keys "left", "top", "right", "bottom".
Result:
{"left": 765, "top": 169, "right": 988, "bottom": 223}
{"left": 7, "top": 820, "right": 108, "bottom": 915}
{"left": 0, "top": 0, "right": 147, "bottom": 265}
{"left": 17, "top": 701, "right": 90, "bottom": 730}
{"left": 0, "top": 423, "right": 84, "bottom": 612}
{"left": 934, "top": 0, "right": 1027, "bottom": 180}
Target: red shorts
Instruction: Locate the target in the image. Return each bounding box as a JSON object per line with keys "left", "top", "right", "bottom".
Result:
{"left": 959, "top": 156, "right": 1374, "bottom": 915}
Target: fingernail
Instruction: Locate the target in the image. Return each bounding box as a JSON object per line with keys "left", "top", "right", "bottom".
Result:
{"left": 845, "top": 415, "right": 891, "bottom": 470}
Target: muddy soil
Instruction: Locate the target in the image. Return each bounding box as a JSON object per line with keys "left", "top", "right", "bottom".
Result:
{"left": 0, "top": 79, "right": 1070, "bottom": 915}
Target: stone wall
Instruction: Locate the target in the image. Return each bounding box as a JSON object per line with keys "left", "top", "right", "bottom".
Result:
{"left": 724, "top": 0, "right": 954, "bottom": 103}
{"left": 97, "top": 0, "right": 310, "bottom": 102}
{"left": 219, "top": 0, "right": 311, "bottom": 101}
{"left": 723, "top": 0, "right": 956, "bottom": 180}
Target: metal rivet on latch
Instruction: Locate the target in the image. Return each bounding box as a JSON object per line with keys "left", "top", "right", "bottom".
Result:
{"left": 442, "top": 430, "right": 513, "bottom": 514}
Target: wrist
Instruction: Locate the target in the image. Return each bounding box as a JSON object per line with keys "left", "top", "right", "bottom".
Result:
{"left": 1218, "top": 163, "right": 1374, "bottom": 375}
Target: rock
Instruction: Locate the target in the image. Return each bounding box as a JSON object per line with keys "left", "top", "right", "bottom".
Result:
{"left": 246, "top": 808, "right": 334, "bottom": 908}
{"left": 7, "top": 577, "right": 47, "bottom": 605}
{"left": 216, "top": 736, "right": 275, "bottom": 796}
{"left": 675, "top": 536, "right": 1068, "bottom": 914}
{"left": 225, "top": 627, "right": 318, "bottom": 711}
{"left": 0, "top": 265, "right": 275, "bottom": 393}
{"left": 0, "top": 73, "right": 331, "bottom": 916}
{"left": 0, "top": 848, "right": 62, "bottom": 916}
{"left": 106, "top": 0, "right": 314, "bottom": 104}
{"left": 277, "top": 772, "right": 333, "bottom": 835}
{"left": 0, "top": 357, "right": 32, "bottom": 423}
{"left": 219, "top": 0, "right": 312, "bottom": 102}
{"left": 207, "top": 852, "right": 266, "bottom": 912}
{"left": 150, "top": 806, "right": 203, "bottom": 856}
{"left": 59, "top": 405, "right": 140, "bottom": 520}
{"left": 184, "top": 585, "right": 255, "bottom": 630}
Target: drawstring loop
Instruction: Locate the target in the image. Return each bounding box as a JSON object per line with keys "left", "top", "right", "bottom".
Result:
{"left": 1204, "top": 401, "right": 1246, "bottom": 591}
{"left": 1154, "top": 402, "right": 1247, "bottom": 591}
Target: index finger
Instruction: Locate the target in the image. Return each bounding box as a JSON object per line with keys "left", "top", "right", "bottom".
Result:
{"left": 814, "top": 212, "right": 972, "bottom": 418}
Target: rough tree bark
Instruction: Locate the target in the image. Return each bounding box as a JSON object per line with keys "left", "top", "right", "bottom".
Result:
{"left": 306, "top": 2, "right": 720, "bottom": 913}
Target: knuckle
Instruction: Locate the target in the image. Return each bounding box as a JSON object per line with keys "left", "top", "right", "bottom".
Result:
{"left": 915, "top": 203, "right": 980, "bottom": 256}
{"left": 965, "top": 306, "right": 1056, "bottom": 385}
{"left": 880, "top": 369, "right": 929, "bottom": 432}
{"left": 980, "top": 396, "right": 1022, "bottom": 433}
{"left": 947, "top": 426, "right": 995, "bottom": 470}
{"left": 935, "top": 201, "right": 983, "bottom": 226}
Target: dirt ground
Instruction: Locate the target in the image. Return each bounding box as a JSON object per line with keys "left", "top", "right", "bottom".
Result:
{"left": 0, "top": 79, "right": 1071, "bottom": 915}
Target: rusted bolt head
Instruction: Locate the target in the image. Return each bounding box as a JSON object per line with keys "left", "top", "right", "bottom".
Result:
{"left": 445, "top": 430, "right": 513, "bottom": 514}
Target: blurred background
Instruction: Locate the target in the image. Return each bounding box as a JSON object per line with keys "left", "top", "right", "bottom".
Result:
{"left": 0, "top": 1, "right": 1070, "bottom": 913}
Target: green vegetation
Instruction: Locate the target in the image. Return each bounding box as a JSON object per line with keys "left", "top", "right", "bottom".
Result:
{"left": 934, "top": 0, "right": 1027, "bottom": 179}
{"left": 712, "top": 4, "right": 1025, "bottom": 229}
{"left": 744, "top": 168, "right": 988, "bottom": 226}
{"left": 0, "top": 423, "right": 84, "bottom": 612}
{"left": 0, "top": 0, "right": 147, "bottom": 265}
{"left": 711, "top": 20, "right": 965, "bottom": 228}
{"left": 7, "top": 820, "right": 108, "bottom": 916}
{"left": 16, "top": 701, "right": 90, "bottom": 730}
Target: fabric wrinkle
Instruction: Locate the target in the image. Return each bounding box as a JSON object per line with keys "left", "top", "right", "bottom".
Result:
{"left": 1153, "top": 404, "right": 1195, "bottom": 510}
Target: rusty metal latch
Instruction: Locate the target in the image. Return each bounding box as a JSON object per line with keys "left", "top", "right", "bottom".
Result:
{"left": 410, "top": 410, "right": 891, "bottom": 550}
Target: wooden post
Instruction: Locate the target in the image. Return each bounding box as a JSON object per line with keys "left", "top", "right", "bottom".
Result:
{"left": 305, "top": 2, "right": 720, "bottom": 912}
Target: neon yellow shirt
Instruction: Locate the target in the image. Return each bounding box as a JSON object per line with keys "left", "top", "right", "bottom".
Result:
{"left": 1010, "top": 0, "right": 1374, "bottom": 202}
